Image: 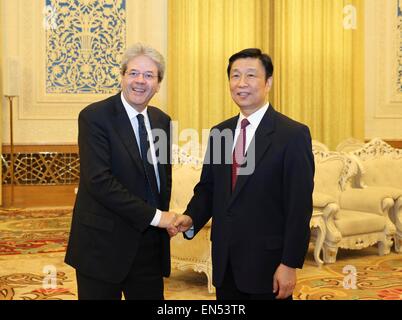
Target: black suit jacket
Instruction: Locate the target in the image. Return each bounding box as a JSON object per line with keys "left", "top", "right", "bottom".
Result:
{"left": 185, "top": 105, "right": 314, "bottom": 294}
{"left": 65, "top": 93, "right": 172, "bottom": 284}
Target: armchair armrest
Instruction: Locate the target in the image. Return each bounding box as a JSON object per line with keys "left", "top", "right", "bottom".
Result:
{"left": 313, "top": 192, "right": 339, "bottom": 228}
{"left": 312, "top": 193, "right": 341, "bottom": 244}
{"left": 361, "top": 186, "right": 402, "bottom": 199}
{"left": 340, "top": 188, "right": 394, "bottom": 215}
{"left": 395, "top": 197, "right": 402, "bottom": 230}
{"left": 313, "top": 192, "right": 337, "bottom": 208}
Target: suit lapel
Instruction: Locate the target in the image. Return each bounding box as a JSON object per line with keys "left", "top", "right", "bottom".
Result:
{"left": 112, "top": 94, "right": 145, "bottom": 176}
{"left": 228, "top": 106, "right": 276, "bottom": 208}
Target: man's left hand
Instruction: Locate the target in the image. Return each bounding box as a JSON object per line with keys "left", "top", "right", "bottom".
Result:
{"left": 272, "top": 263, "right": 296, "bottom": 299}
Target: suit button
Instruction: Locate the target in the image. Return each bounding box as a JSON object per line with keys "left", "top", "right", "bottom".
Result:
{"left": 226, "top": 210, "right": 234, "bottom": 217}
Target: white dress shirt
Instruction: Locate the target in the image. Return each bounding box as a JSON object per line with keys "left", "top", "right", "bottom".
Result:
{"left": 121, "top": 93, "right": 162, "bottom": 226}
{"left": 185, "top": 103, "right": 270, "bottom": 238}
{"left": 232, "top": 103, "right": 270, "bottom": 153}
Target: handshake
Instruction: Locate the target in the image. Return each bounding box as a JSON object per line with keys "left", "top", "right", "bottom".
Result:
{"left": 158, "top": 211, "right": 193, "bottom": 238}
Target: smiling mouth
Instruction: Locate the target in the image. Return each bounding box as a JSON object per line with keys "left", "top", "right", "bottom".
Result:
{"left": 132, "top": 88, "right": 146, "bottom": 93}
{"left": 237, "top": 92, "right": 250, "bottom": 97}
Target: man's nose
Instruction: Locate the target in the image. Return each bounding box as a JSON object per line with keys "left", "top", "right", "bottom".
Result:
{"left": 238, "top": 75, "right": 248, "bottom": 87}
{"left": 134, "top": 74, "right": 146, "bottom": 83}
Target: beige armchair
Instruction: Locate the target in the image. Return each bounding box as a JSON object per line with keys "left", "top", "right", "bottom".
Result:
{"left": 350, "top": 138, "right": 402, "bottom": 252}
{"left": 169, "top": 145, "right": 214, "bottom": 293}
{"left": 312, "top": 146, "right": 395, "bottom": 263}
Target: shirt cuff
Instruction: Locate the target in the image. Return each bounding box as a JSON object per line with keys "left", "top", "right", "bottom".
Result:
{"left": 184, "top": 226, "right": 195, "bottom": 238}
{"left": 150, "top": 209, "right": 162, "bottom": 226}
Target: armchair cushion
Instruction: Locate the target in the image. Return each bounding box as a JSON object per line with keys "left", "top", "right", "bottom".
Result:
{"left": 335, "top": 210, "right": 386, "bottom": 236}
{"left": 340, "top": 188, "right": 395, "bottom": 215}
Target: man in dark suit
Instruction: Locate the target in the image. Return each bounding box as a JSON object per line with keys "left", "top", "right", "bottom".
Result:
{"left": 65, "top": 43, "right": 176, "bottom": 300}
{"left": 172, "top": 48, "right": 314, "bottom": 300}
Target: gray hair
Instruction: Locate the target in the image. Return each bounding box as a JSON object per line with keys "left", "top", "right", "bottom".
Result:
{"left": 120, "top": 43, "right": 165, "bottom": 82}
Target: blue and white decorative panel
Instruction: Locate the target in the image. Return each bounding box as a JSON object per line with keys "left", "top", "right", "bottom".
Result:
{"left": 46, "top": 0, "right": 126, "bottom": 94}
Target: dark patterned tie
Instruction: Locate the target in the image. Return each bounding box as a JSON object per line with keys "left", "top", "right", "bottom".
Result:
{"left": 232, "top": 118, "right": 250, "bottom": 191}
{"left": 137, "top": 114, "right": 160, "bottom": 207}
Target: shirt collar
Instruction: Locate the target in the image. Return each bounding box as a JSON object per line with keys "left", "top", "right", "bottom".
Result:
{"left": 238, "top": 103, "right": 270, "bottom": 129}
{"left": 120, "top": 92, "right": 148, "bottom": 120}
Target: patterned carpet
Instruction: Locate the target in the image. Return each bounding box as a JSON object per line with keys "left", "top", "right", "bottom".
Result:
{"left": 0, "top": 208, "right": 401, "bottom": 300}
{"left": 0, "top": 208, "right": 71, "bottom": 255}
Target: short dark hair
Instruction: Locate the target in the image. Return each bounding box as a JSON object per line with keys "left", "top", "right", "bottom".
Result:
{"left": 227, "top": 48, "right": 273, "bottom": 81}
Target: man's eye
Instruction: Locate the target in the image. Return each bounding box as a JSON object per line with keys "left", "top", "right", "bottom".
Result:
{"left": 144, "top": 73, "right": 155, "bottom": 79}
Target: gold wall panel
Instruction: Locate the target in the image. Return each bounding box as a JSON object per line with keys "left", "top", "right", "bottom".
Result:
{"left": 45, "top": 0, "right": 126, "bottom": 94}
{"left": 365, "top": 0, "right": 402, "bottom": 139}
{"left": 1, "top": 0, "right": 167, "bottom": 144}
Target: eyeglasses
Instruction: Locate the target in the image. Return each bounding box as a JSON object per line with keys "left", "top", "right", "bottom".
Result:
{"left": 125, "top": 70, "right": 157, "bottom": 81}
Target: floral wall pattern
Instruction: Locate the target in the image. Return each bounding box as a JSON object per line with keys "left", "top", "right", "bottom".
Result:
{"left": 45, "top": 0, "right": 126, "bottom": 94}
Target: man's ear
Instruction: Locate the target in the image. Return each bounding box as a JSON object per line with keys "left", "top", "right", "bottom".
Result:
{"left": 266, "top": 76, "right": 273, "bottom": 89}
{"left": 265, "top": 76, "right": 273, "bottom": 92}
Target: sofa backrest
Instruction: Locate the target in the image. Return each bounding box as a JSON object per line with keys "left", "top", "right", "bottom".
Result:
{"left": 313, "top": 150, "right": 359, "bottom": 200}
{"left": 352, "top": 138, "right": 402, "bottom": 189}
{"left": 336, "top": 137, "right": 365, "bottom": 153}
{"left": 312, "top": 139, "right": 330, "bottom": 152}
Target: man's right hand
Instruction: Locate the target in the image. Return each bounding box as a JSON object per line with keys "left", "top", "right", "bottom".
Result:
{"left": 158, "top": 211, "right": 178, "bottom": 229}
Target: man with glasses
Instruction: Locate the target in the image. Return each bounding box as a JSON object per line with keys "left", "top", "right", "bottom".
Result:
{"left": 65, "top": 43, "right": 176, "bottom": 300}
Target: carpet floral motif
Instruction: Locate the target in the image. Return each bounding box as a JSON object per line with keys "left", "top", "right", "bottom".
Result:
{"left": 0, "top": 208, "right": 71, "bottom": 255}
{"left": 295, "top": 254, "right": 402, "bottom": 300}
{"left": 0, "top": 272, "right": 75, "bottom": 300}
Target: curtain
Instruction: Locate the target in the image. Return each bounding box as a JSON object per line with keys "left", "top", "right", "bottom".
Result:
{"left": 167, "top": 0, "right": 364, "bottom": 149}
{"left": 273, "top": 0, "right": 365, "bottom": 148}
{"left": 167, "top": 0, "right": 273, "bottom": 143}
